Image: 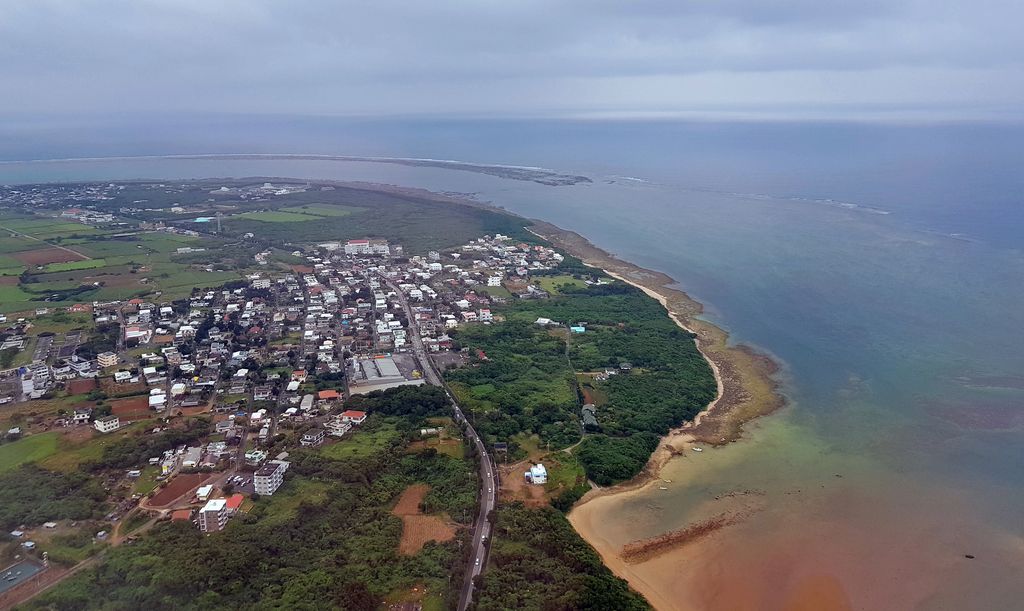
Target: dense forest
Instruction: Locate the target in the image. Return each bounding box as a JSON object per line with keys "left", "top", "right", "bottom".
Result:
{"left": 446, "top": 322, "right": 581, "bottom": 449}
{"left": 447, "top": 265, "right": 717, "bottom": 485}
{"left": 30, "top": 386, "right": 477, "bottom": 610}
{"left": 0, "top": 465, "right": 108, "bottom": 529}
{"left": 472, "top": 503, "right": 649, "bottom": 610}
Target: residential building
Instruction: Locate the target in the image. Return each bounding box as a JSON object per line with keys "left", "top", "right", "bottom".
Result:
{"left": 97, "top": 351, "right": 119, "bottom": 368}
{"left": 525, "top": 463, "right": 548, "bottom": 484}
{"left": 340, "top": 410, "right": 367, "bottom": 425}
{"left": 253, "top": 460, "right": 289, "bottom": 496}
{"left": 94, "top": 415, "right": 120, "bottom": 434}
{"left": 300, "top": 428, "right": 326, "bottom": 447}
{"left": 344, "top": 238, "right": 390, "bottom": 256}
{"left": 325, "top": 418, "right": 353, "bottom": 437}
{"left": 198, "top": 499, "right": 228, "bottom": 532}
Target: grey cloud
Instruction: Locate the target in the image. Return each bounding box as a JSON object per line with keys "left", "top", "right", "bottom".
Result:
{"left": 0, "top": 0, "right": 1021, "bottom": 118}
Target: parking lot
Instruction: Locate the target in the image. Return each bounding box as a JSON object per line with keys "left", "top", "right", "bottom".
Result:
{"left": 0, "top": 560, "right": 44, "bottom": 594}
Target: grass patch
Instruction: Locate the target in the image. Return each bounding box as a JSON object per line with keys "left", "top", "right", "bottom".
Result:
{"left": 28, "top": 312, "right": 92, "bottom": 335}
{"left": 541, "top": 452, "right": 587, "bottom": 494}
{"left": 512, "top": 433, "right": 547, "bottom": 462}
{"left": 40, "top": 421, "right": 153, "bottom": 473}
{"left": 237, "top": 210, "right": 315, "bottom": 223}
{"left": 44, "top": 529, "right": 106, "bottom": 565}
{"left": 0, "top": 432, "right": 60, "bottom": 472}
{"left": 132, "top": 466, "right": 162, "bottom": 495}
{"left": 0, "top": 285, "right": 37, "bottom": 302}
{"left": 121, "top": 510, "right": 152, "bottom": 534}
{"left": 280, "top": 204, "right": 360, "bottom": 217}
{"left": 257, "top": 478, "right": 331, "bottom": 524}
{"left": 43, "top": 258, "right": 106, "bottom": 273}
{"left": 479, "top": 285, "right": 512, "bottom": 300}
{"left": 321, "top": 421, "right": 401, "bottom": 459}
{"left": 536, "top": 274, "right": 587, "bottom": 295}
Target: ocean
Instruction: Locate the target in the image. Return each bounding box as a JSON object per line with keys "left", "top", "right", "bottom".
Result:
{"left": 1, "top": 117, "right": 1022, "bottom": 609}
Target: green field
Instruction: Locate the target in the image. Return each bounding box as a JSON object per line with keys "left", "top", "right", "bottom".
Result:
{"left": 280, "top": 204, "right": 360, "bottom": 217}
{"left": 0, "top": 235, "right": 39, "bottom": 254}
{"left": 536, "top": 274, "right": 587, "bottom": 294}
{"left": 258, "top": 478, "right": 331, "bottom": 524}
{"left": 26, "top": 312, "right": 92, "bottom": 335}
{"left": 237, "top": 210, "right": 315, "bottom": 223}
{"left": 0, "top": 228, "right": 244, "bottom": 313}
{"left": 132, "top": 466, "right": 163, "bottom": 495}
{"left": 0, "top": 253, "right": 25, "bottom": 274}
{"left": 321, "top": 421, "right": 402, "bottom": 458}
{"left": 0, "top": 432, "right": 61, "bottom": 472}
{"left": 479, "top": 285, "right": 512, "bottom": 299}
{"left": 0, "top": 285, "right": 37, "bottom": 303}
{"left": 44, "top": 258, "right": 106, "bottom": 272}
{"left": 541, "top": 452, "right": 587, "bottom": 494}
{"left": 40, "top": 422, "right": 153, "bottom": 473}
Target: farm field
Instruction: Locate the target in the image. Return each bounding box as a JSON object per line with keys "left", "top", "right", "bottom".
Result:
{"left": 236, "top": 210, "right": 314, "bottom": 223}
{"left": 0, "top": 224, "right": 245, "bottom": 313}
{"left": 43, "top": 259, "right": 106, "bottom": 273}
{"left": 392, "top": 484, "right": 457, "bottom": 555}
{"left": 13, "top": 247, "right": 88, "bottom": 266}
{"left": 148, "top": 473, "right": 211, "bottom": 507}
{"left": 279, "top": 204, "right": 360, "bottom": 217}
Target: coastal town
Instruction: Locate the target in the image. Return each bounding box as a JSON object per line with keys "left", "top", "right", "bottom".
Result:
{"left": 0, "top": 179, "right": 719, "bottom": 610}
{"left": 0, "top": 179, "right": 594, "bottom": 607}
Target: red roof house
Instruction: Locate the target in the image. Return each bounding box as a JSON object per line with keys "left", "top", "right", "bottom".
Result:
{"left": 340, "top": 410, "right": 367, "bottom": 424}
{"left": 225, "top": 493, "right": 245, "bottom": 512}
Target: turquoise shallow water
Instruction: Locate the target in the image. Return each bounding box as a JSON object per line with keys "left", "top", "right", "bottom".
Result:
{"left": 1, "top": 119, "right": 1022, "bottom": 607}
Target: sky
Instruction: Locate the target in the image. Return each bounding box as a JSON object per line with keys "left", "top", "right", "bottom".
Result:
{"left": 2, "top": 0, "right": 1023, "bottom": 121}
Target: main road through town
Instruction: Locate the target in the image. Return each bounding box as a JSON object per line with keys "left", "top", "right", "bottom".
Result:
{"left": 381, "top": 274, "right": 497, "bottom": 611}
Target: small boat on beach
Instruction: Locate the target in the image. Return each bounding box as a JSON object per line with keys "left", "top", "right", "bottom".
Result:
{"left": 659, "top": 486, "right": 668, "bottom": 490}
{"left": 692, "top": 447, "right": 703, "bottom": 452}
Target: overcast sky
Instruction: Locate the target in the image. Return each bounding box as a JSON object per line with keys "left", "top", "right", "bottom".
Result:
{"left": 2, "top": 0, "right": 1023, "bottom": 120}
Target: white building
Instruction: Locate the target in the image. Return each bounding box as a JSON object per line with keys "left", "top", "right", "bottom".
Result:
{"left": 525, "top": 463, "right": 547, "bottom": 485}
{"left": 94, "top": 415, "right": 120, "bottom": 434}
{"left": 182, "top": 446, "right": 202, "bottom": 469}
{"left": 253, "top": 459, "right": 289, "bottom": 496}
{"left": 300, "top": 428, "right": 326, "bottom": 447}
{"left": 97, "top": 352, "right": 119, "bottom": 368}
{"left": 199, "top": 499, "right": 228, "bottom": 532}
{"left": 344, "top": 238, "right": 390, "bottom": 256}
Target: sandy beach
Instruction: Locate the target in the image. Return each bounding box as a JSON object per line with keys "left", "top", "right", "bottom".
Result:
{"left": 527, "top": 220, "right": 786, "bottom": 609}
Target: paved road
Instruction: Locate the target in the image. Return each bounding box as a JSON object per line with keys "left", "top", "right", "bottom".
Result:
{"left": 382, "top": 274, "right": 497, "bottom": 611}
